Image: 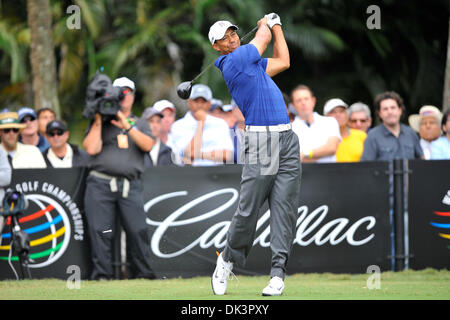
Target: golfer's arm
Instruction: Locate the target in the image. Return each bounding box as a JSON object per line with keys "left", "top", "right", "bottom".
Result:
{"left": 249, "top": 22, "right": 272, "bottom": 56}
{"left": 266, "top": 25, "right": 290, "bottom": 77}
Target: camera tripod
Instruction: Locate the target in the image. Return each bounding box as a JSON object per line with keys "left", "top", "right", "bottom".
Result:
{"left": 8, "top": 214, "right": 33, "bottom": 280}
{"left": 1, "top": 190, "right": 33, "bottom": 281}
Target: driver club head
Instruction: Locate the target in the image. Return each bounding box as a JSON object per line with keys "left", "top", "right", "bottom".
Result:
{"left": 177, "top": 81, "right": 193, "bottom": 100}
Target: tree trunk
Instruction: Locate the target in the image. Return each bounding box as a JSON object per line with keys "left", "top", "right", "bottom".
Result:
{"left": 27, "top": 0, "right": 60, "bottom": 117}
{"left": 444, "top": 18, "right": 450, "bottom": 112}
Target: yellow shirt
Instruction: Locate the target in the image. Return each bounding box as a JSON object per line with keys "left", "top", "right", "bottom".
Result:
{"left": 336, "top": 128, "right": 367, "bottom": 162}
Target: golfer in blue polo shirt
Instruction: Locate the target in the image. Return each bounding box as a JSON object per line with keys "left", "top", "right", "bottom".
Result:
{"left": 209, "top": 14, "right": 301, "bottom": 296}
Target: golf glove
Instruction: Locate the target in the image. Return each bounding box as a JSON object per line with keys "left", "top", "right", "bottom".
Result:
{"left": 265, "top": 13, "right": 282, "bottom": 29}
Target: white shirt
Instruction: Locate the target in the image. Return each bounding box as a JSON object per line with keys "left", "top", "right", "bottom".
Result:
{"left": 0, "top": 142, "right": 46, "bottom": 169}
{"left": 419, "top": 138, "right": 433, "bottom": 160}
{"left": 167, "top": 112, "right": 234, "bottom": 166}
{"left": 292, "top": 112, "right": 341, "bottom": 163}
{"left": 150, "top": 138, "right": 161, "bottom": 165}
{"left": 47, "top": 143, "right": 73, "bottom": 168}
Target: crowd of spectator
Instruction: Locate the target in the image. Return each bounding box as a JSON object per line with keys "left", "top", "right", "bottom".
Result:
{"left": 1, "top": 81, "right": 449, "bottom": 171}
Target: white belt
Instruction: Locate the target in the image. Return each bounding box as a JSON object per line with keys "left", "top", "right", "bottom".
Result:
{"left": 245, "top": 123, "right": 292, "bottom": 132}
{"left": 89, "top": 170, "right": 130, "bottom": 198}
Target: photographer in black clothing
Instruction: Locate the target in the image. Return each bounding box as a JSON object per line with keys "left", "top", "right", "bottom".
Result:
{"left": 83, "top": 76, "right": 156, "bottom": 280}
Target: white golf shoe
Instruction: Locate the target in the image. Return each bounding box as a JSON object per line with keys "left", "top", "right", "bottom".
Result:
{"left": 211, "top": 252, "right": 234, "bottom": 295}
{"left": 262, "top": 276, "right": 285, "bottom": 296}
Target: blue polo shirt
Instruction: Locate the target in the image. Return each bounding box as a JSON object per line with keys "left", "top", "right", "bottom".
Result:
{"left": 214, "top": 44, "right": 289, "bottom": 126}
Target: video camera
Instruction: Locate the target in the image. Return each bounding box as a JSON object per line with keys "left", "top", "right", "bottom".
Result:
{"left": 0, "top": 189, "right": 32, "bottom": 279}
{"left": 83, "top": 71, "right": 125, "bottom": 120}
{"left": 1, "top": 189, "right": 28, "bottom": 216}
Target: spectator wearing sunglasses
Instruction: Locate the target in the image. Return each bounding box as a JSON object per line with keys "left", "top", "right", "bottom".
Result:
{"left": 348, "top": 102, "right": 372, "bottom": 133}
{"left": 18, "top": 107, "right": 50, "bottom": 152}
{"left": 0, "top": 112, "right": 46, "bottom": 168}
{"left": 42, "top": 120, "right": 89, "bottom": 168}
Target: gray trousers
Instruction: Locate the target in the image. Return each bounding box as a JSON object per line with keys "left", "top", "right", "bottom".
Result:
{"left": 223, "top": 129, "right": 301, "bottom": 279}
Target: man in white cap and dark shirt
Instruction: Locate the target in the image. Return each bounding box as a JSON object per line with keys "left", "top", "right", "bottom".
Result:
{"left": 83, "top": 76, "right": 157, "bottom": 280}
{"left": 141, "top": 106, "right": 174, "bottom": 166}
{"left": 167, "top": 84, "right": 233, "bottom": 166}
{"left": 209, "top": 14, "right": 301, "bottom": 296}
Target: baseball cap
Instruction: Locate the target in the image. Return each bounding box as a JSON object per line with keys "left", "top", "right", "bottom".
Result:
{"left": 408, "top": 105, "right": 442, "bottom": 133}
{"left": 46, "top": 120, "right": 67, "bottom": 134}
{"left": 208, "top": 21, "right": 238, "bottom": 44}
{"left": 112, "top": 77, "right": 135, "bottom": 91}
{"left": 18, "top": 107, "right": 37, "bottom": 122}
{"left": 141, "top": 107, "right": 163, "bottom": 120}
{"left": 323, "top": 98, "right": 348, "bottom": 115}
{"left": 153, "top": 99, "right": 175, "bottom": 113}
{"left": 210, "top": 98, "right": 223, "bottom": 111}
{"left": 189, "top": 84, "right": 212, "bottom": 101}
{"left": 221, "top": 104, "right": 234, "bottom": 112}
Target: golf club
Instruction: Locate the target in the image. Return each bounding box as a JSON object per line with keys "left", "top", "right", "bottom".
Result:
{"left": 176, "top": 15, "right": 275, "bottom": 99}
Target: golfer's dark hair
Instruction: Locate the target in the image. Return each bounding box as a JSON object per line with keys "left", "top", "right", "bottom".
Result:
{"left": 290, "top": 84, "right": 314, "bottom": 100}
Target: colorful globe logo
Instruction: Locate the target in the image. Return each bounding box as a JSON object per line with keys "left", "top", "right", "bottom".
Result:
{"left": 430, "top": 211, "right": 450, "bottom": 250}
{"left": 0, "top": 194, "right": 71, "bottom": 268}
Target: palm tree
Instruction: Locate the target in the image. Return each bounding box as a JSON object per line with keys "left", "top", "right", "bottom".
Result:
{"left": 27, "top": 0, "right": 60, "bottom": 116}
{"left": 444, "top": 16, "right": 450, "bottom": 112}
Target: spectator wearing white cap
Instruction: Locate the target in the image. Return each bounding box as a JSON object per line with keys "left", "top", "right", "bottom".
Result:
{"left": 167, "top": 84, "right": 233, "bottom": 166}
{"left": 18, "top": 107, "right": 50, "bottom": 152}
{"left": 290, "top": 85, "right": 341, "bottom": 163}
{"left": 153, "top": 99, "right": 176, "bottom": 144}
{"left": 430, "top": 109, "right": 450, "bottom": 160}
{"left": 408, "top": 105, "right": 442, "bottom": 160}
{"left": 83, "top": 76, "right": 157, "bottom": 280}
{"left": 141, "top": 106, "right": 174, "bottom": 166}
{"left": 324, "top": 98, "right": 367, "bottom": 162}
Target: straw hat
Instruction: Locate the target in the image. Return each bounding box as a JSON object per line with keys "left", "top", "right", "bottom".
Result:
{"left": 408, "top": 105, "right": 442, "bottom": 133}
{"left": 0, "top": 112, "right": 27, "bottom": 130}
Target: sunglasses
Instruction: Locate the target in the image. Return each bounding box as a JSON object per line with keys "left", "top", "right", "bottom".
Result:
{"left": 2, "top": 128, "right": 20, "bottom": 134}
{"left": 20, "top": 115, "right": 36, "bottom": 123}
{"left": 122, "top": 88, "right": 134, "bottom": 96}
{"left": 47, "top": 129, "right": 65, "bottom": 137}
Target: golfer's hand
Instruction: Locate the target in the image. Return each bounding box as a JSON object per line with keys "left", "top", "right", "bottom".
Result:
{"left": 265, "top": 13, "right": 282, "bottom": 29}
{"left": 257, "top": 16, "right": 269, "bottom": 29}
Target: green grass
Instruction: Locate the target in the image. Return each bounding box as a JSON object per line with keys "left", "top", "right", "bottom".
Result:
{"left": 0, "top": 268, "right": 448, "bottom": 300}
